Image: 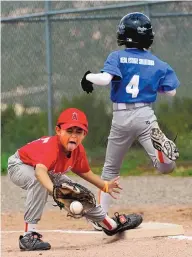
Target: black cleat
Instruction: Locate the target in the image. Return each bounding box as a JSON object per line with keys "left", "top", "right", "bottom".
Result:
{"left": 102, "top": 213, "right": 143, "bottom": 236}
{"left": 19, "top": 232, "right": 51, "bottom": 251}
{"left": 150, "top": 127, "right": 179, "bottom": 161}
{"left": 126, "top": 213, "right": 143, "bottom": 228}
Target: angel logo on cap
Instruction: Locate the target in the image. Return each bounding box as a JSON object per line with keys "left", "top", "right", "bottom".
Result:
{"left": 57, "top": 108, "right": 88, "bottom": 133}
{"left": 72, "top": 112, "right": 78, "bottom": 120}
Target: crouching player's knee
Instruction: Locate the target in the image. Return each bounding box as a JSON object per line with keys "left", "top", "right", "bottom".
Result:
{"left": 155, "top": 161, "right": 176, "bottom": 174}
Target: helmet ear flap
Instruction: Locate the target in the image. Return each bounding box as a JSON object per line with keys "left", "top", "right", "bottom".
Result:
{"left": 137, "top": 30, "right": 154, "bottom": 49}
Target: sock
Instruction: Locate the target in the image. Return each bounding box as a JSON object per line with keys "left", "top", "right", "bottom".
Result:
{"left": 98, "top": 215, "right": 117, "bottom": 230}
{"left": 155, "top": 149, "right": 172, "bottom": 164}
{"left": 24, "top": 223, "right": 37, "bottom": 235}
{"left": 98, "top": 190, "right": 111, "bottom": 213}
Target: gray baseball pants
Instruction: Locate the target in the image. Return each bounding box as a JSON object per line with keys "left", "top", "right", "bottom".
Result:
{"left": 7, "top": 152, "right": 106, "bottom": 224}
{"left": 101, "top": 104, "right": 175, "bottom": 180}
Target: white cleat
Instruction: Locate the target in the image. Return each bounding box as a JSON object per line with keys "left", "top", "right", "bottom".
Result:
{"left": 150, "top": 128, "right": 179, "bottom": 161}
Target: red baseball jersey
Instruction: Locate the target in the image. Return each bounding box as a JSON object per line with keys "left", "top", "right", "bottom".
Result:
{"left": 18, "top": 136, "right": 90, "bottom": 174}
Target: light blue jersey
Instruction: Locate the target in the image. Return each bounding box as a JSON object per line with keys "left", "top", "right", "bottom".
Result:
{"left": 101, "top": 48, "right": 180, "bottom": 103}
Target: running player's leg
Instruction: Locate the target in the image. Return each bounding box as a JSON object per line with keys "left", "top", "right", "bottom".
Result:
{"left": 100, "top": 111, "right": 135, "bottom": 213}
{"left": 134, "top": 107, "right": 177, "bottom": 173}
{"left": 139, "top": 136, "right": 176, "bottom": 173}
{"left": 150, "top": 123, "right": 179, "bottom": 161}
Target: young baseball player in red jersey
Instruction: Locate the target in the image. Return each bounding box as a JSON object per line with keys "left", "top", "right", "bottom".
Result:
{"left": 8, "top": 108, "right": 142, "bottom": 251}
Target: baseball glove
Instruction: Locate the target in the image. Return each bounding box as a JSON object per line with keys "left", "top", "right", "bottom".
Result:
{"left": 53, "top": 181, "right": 96, "bottom": 218}
{"left": 80, "top": 70, "right": 94, "bottom": 94}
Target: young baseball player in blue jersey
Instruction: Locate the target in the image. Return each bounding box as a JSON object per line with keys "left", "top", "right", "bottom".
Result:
{"left": 80, "top": 12, "right": 180, "bottom": 229}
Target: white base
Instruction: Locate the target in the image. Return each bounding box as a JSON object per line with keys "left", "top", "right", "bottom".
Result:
{"left": 103, "top": 222, "right": 184, "bottom": 239}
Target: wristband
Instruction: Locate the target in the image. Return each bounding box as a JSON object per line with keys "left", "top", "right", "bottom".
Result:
{"left": 102, "top": 181, "right": 109, "bottom": 193}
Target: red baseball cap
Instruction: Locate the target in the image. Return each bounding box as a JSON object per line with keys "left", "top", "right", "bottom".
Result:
{"left": 57, "top": 108, "right": 88, "bottom": 133}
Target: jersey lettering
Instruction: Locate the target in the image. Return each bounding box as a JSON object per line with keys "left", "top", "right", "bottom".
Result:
{"left": 120, "top": 57, "right": 154, "bottom": 66}
{"left": 41, "top": 137, "right": 51, "bottom": 143}
{"left": 27, "top": 137, "right": 51, "bottom": 145}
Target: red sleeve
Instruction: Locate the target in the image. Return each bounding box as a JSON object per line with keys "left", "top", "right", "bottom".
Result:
{"left": 18, "top": 136, "right": 58, "bottom": 170}
{"left": 36, "top": 149, "right": 57, "bottom": 170}
{"left": 72, "top": 146, "right": 90, "bottom": 174}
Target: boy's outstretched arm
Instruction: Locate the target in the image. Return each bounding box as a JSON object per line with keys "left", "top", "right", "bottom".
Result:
{"left": 81, "top": 71, "right": 113, "bottom": 94}
{"left": 86, "top": 72, "right": 113, "bottom": 86}
{"left": 35, "top": 164, "right": 54, "bottom": 193}
{"left": 76, "top": 170, "right": 122, "bottom": 199}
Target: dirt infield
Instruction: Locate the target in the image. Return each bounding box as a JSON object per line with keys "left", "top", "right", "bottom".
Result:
{"left": 1, "top": 175, "right": 192, "bottom": 257}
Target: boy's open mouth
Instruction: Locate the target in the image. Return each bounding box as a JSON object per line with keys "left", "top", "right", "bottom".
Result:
{"left": 68, "top": 141, "right": 77, "bottom": 151}
{"left": 69, "top": 141, "right": 76, "bottom": 145}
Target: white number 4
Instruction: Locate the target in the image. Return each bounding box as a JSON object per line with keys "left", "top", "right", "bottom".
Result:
{"left": 126, "top": 75, "right": 140, "bottom": 98}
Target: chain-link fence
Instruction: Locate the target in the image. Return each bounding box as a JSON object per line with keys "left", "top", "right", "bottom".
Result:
{"left": 1, "top": 1, "right": 192, "bottom": 156}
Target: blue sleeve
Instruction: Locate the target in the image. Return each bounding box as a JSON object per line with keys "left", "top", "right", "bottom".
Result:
{"left": 159, "top": 64, "right": 180, "bottom": 92}
{"left": 100, "top": 52, "right": 122, "bottom": 78}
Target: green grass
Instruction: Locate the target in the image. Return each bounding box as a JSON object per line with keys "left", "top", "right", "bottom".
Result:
{"left": 91, "top": 148, "right": 157, "bottom": 176}
{"left": 2, "top": 149, "right": 192, "bottom": 177}
{"left": 88, "top": 147, "right": 147, "bottom": 175}
{"left": 89, "top": 148, "right": 192, "bottom": 177}
{"left": 171, "top": 167, "right": 192, "bottom": 177}
{"left": 1, "top": 152, "right": 9, "bottom": 175}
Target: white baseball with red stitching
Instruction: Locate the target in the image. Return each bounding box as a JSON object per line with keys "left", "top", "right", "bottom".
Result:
{"left": 70, "top": 201, "right": 83, "bottom": 215}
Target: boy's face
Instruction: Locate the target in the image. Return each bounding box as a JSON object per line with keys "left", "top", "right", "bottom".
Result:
{"left": 55, "top": 126, "right": 86, "bottom": 152}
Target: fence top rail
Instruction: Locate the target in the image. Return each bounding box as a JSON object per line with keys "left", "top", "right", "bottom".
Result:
{"left": 2, "top": 12, "right": 192, "bottom": 24}
{"left": 1, "top": 0, "right": 175, "bottom": 22}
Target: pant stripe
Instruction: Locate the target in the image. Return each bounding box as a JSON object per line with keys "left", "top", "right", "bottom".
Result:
{"left": 158, "top": 150, "right": 164, "bottom": 163}
{"left": 25, "top": 223, "right": 28, "bottom": 232}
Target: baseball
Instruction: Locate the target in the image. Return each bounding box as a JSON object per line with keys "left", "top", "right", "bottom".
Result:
{"left": 70, "top": 201, "right": 83, "bottom": 215}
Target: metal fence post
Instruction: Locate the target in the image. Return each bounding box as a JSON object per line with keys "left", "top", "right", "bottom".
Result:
{"left": 45, "top": 0, "right": 53, "bottom": 135}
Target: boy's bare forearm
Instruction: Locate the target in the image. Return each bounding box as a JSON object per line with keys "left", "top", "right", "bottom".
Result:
{"left": 35, "top": 164, "right": 53, "bottom": 193}
{"left": 77, "top": 170, "right": 105, "bottom": 190}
